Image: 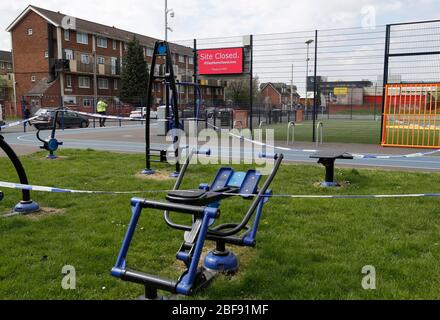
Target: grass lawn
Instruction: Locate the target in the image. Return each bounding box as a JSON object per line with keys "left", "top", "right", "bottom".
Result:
{"left": 269, "top": 120, "right": 381, "bottom": 144}
{"left": 1, "top": 149, "right": 440, "bottom": 300}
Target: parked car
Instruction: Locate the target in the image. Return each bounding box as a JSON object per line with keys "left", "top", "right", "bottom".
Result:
{"left": 130, "top": 107, "right": 157, "bottom": 119}
{"left": 32, "top": 110, "right": 90, "bottom": 130}
{"left": 129, "top": 107, "right": 158, "bottom": 120}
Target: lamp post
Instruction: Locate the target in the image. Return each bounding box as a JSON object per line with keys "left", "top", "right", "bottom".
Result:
{"left": 165, "top": 0, "right": 175, "bottom": 41}
{"left": 305, "top": 39, "right": 314, "bottom": 118}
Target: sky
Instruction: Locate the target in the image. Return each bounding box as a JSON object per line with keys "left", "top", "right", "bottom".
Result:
{"left": 1, "top": 0, "right": 440, "bottom": 51}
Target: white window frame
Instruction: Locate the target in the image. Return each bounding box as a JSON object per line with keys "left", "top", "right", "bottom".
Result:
{"left": 114, "top": 79, "right": 118, "bottom": 90}
{"left": 98, "top": 78, "right": 109, "bottom": 90}
{"left": 77, "top": 32, "right": 89, "bottom": 45}
{"left": 97, "top": 56, "right": 105, "bottom": 65}
{"left": 64, "top": 49, "right": 74, "bottom": 60}
{"left": 178, "top": 55, "right": 185, "bottom": 63}
{"left": 7, "top": 63, "right": 12, "bottom": 69}
{"left": 81, "top": 54, "right": 90, "bottom": 65}
{"left": 27, "top": 28, "right": 33, "bottom": 36}
{"left": 97, "top": 37, "right": 108, "bottom": 48}
{"left": 64, "top": 29, "right": 70, "bottom": 41}
{"left": 83, "top": 98, "right": 92, "bottom": 107}
{"left": 146, "top": 48, "right": 154, "bottom": 57}
{"left": 66, "top": 75, "right": 72, "bottom": 88}
{"left": 31, "top": 75, "right": 36, "bottom": 82}
{"left": 44, "top": 51, "right": 49, "bottom": 59}
{"left": 188, "top": 57, "right": 194, "bottom": 65}
{"left": 113, "top": 40, "right": 117, "bottom": 50}
{"left": 79, "top": 76, "right": 90, "bottom": 88}
{"left": 111, "top": 57, "right": 118, "bottom": 75}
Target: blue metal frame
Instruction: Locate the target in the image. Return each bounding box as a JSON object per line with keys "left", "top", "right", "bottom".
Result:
{"left": 111, "top": 198, "right": 218, "bottom": 296}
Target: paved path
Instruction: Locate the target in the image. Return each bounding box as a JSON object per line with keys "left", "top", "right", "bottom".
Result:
{"left": 1, "top": 125, "right": 440, "bottom": 171}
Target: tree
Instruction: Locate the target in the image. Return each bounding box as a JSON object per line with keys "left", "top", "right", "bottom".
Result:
{"left": 225, "top": 77, "right": 261, "bottom": 107}
{"left": 120, "top": 37, "right": 149, "bottom": 105}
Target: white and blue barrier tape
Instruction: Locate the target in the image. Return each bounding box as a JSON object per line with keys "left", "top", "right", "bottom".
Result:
{"left": 207, "top": 123, "right": 440, "bottom": 160}
{"left": 0, "top": 181, "right": 166, "bottom": 195}
{"left": 72, "top": 111, "right": 145, "bottom": 122}
{"left": 1, "top": 181, "right": 440, "bottom": 200}
{"left": 0, "top": 116, "right": 39, "bottom": 130}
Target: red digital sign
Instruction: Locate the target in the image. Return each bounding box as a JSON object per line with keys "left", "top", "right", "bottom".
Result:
{"left": 198, "top": 47, "right": 243, "bottom": 75}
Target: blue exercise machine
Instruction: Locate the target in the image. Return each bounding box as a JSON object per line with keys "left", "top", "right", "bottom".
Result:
{"left": 112, "top": 151, "right": 284, "bottom": 299}
{"left": 0, "top": 134, "right": 40, "bottom": 214}
{"left": 35, "top": 108, "right": 64, "bottom": 159}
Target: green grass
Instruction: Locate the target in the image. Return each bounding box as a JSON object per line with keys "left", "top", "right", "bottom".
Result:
{"left": 1, "top": 149, "right": 440, "bottom": 300}
{"left": 333, "top": 109, "right": 380, "bottom": 116}
{"left": 269, "top": 120, "right": 381, "bottom": 144}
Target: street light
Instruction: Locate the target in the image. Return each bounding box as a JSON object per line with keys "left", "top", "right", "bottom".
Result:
{"left": 305, "top": 39, "right": 314, "bottom": 116}
{"left": 165, "top": 0, "right": 175, "bottom": 41}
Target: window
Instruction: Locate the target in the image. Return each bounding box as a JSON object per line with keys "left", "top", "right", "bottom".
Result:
{"left": 97, "top": 56, "right": 105, "bottom": 65}
{"left": 31, "top": 75, "right": 36, "bottom": 82}
{"left": 83, "top": 98, "right": 92, "bottom": 107}
{"left": 146, "top": 48, "right": 154, "bottom": 57}
{"left": 188, "top": 57, "right": 194, "bottom": 65}
{"left": 64, "top": 29, "right": 70, "bottom": 41}
{"left": 124, "top": 43, "right": 128, "bottom": 51}
{"left": 66, "top": 75, "right": 72, "bottom": 88}
{"left": 44, "top": 51, "right": 49, "bottom": 59}
{"left": 64, "top": 49, "right": 74, "bottom": 60}
{"left": 0, "top": 62, "right": 4, "bottom": 69}
{"left": 111, "top": 57, "right": 118, "bottom": 75}
{"left": 79, "top": 76, "right": 90, "bottom": 88}
{"left": 77, "top": 32, "right": 89, "bottom": 45}
{"left": 97, "top": 37, "right": 108, "bottom": 48}
{"left": 7, "top": 63, "right": 12, "bottom": 69}
{"left": 27, "top": 28, "right": 33, "bottom": 36}
{"left": 113, "top": 40, "right": 117, "bottom": 50}
{"left": 81, "top": 54, "right": 90, "bottom": 64}
{"left": 114, "top": 79, "right": 118, "bottom": 90}
{"left": 178, "top": 55, "right": 185, "bottom": 63}
{"left": 98, "top": 78, "right": 108, "bottom": 89}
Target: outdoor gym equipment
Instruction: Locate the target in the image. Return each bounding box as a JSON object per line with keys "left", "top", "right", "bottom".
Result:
{"left": 310, "top": 151, "right": 354, "bottom": 187}
{"left": 37, "top": 108, "right": 66, "bottom": 160}
{"left": 35, "top": 108, "right": 64, "bottom": 159}
{"left": 0, "top": 134, "right": 40, "bottom": 214}
{"left": 112, "top": 150, "right": 284, "bottom": 299}
{"left": 143, "top": 41, "right": 182, "bottom": 177}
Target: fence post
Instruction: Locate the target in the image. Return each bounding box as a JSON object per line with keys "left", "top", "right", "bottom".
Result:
{"left": 312, "top": 29, "right": 318, "bottom": 143}
{"left": 380, "top": 24, "right": 391, "bottom": 143}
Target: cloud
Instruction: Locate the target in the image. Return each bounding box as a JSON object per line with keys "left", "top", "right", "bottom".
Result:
{"left": 0, "top": 0, "right": 439, "bottom": 51}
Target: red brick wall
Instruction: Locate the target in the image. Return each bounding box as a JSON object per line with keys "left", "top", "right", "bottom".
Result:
{"left": 11, "top": 11, "right": 53, "bottom": 115}
{"left": 261, "top": 85, "right": 281, "bottom": 107}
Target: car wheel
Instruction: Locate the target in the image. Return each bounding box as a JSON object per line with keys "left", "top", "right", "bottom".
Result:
{"left": 80, "top": 121, "right": 88, "bottom": 128}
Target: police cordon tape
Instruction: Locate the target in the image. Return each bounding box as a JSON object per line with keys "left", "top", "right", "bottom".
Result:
{"left": 72, "top": 110, "right": 145, "bottom": 122}
{"left": 207, "top": 123, "right": 440, "bottom": 160}
{"left": 1, "top": 181, "right": 440, "bottom": 200}
{"left": 0, "top": 116, "right": 39, "bottom": 130}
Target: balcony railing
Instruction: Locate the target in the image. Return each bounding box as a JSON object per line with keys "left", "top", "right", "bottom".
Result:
{"left": 68, "top": 60, "right": 120, "bottom": 76}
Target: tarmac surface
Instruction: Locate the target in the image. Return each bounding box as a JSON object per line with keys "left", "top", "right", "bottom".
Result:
{"left": 1, "top": 122, "right": 440, "bottom": 172}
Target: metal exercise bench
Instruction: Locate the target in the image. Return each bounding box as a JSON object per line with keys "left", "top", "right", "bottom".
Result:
{"left": 111, "top": 150, "right": 284, "bottom": 299}
{"left": 310, "top": 151, "right": 353, "bottom": 187}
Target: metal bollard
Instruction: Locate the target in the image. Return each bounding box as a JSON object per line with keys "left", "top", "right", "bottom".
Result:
{"left": 287, "top": 121, "right": 295, "bottom": 145}
{"left": 316, "top": 122, "right": 324, "bottom": 148}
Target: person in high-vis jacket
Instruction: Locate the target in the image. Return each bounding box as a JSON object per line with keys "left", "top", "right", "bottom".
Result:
{"left": 96, "top": 99, "right": 108, "bottom": 127}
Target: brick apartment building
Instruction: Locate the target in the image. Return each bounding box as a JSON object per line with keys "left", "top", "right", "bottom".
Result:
{"left": 0, "top": 50, "right": 14, "bottom": 117}
{"left": 6, "top": 5, "right": 225, "bottom": 116}
{"left": 260, "top": 82, "right": 300, "bottom": 109}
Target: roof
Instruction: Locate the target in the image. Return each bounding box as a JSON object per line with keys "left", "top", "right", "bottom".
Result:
{"left": 260, "top": 82, "right": 299, "bottom": 96}
{"left": 25, "top": 78, "right": 56, "bottom": 97}
{"left": 6, "top": 5, "right": 192, "bottom": 56}
{"left": 0, "top": 50, "right": 12, "bottom": 62}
